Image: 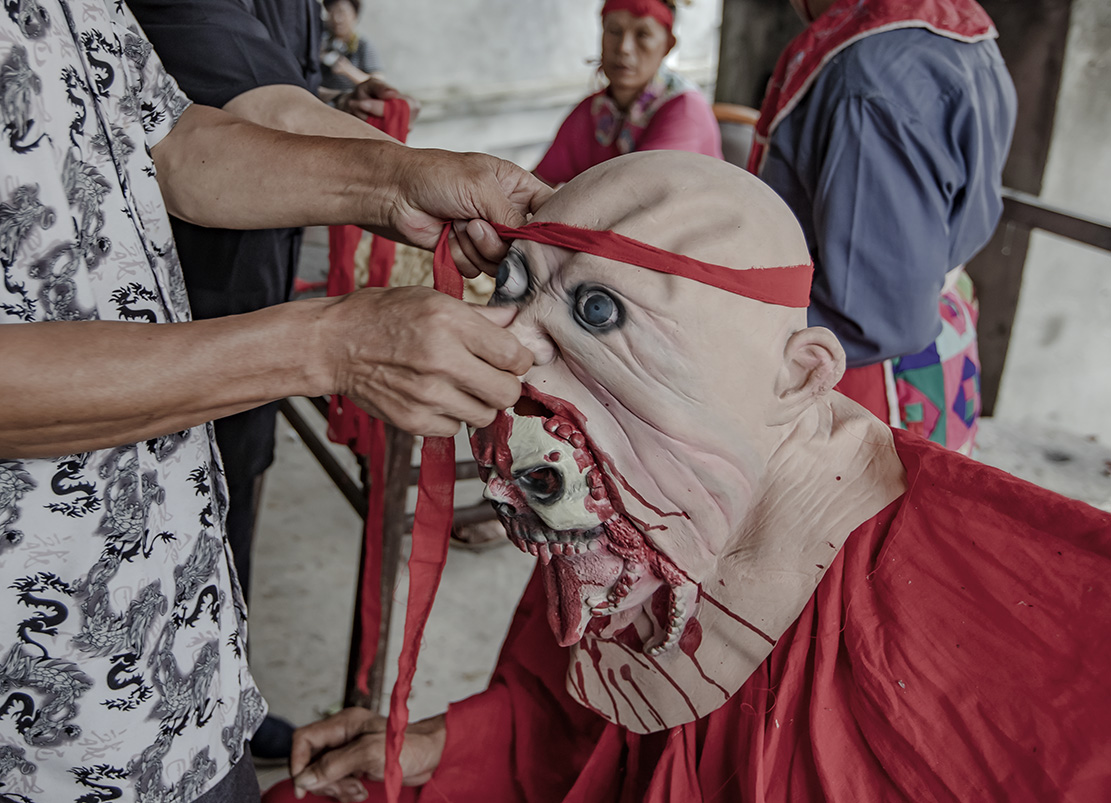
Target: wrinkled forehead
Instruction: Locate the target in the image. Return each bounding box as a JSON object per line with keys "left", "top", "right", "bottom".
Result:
{"left": 531, "top": 151, "right": 811, "bottom": 275}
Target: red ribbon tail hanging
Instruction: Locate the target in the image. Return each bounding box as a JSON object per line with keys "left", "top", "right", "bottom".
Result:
{"left": 382, "top": 224, "right": 463, "bottom": 801}
{"left": 382, "top": 433, "right": 455, "bottom": 800}
{"left": 353, "top": 418, "right": 388, "bottom": 696}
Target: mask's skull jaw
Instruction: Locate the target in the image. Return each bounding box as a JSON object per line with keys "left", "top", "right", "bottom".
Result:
{"left": 541, "top": 543, "right": 625, "bottom": 647}
{"left": 472, "top": 392, "right": 698, "bottom": 655}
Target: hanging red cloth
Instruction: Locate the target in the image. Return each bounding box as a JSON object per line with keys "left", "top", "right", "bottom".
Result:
{"left": 327, "top": 97, "right": 412, "bottom": 453}
{"left": 321, "top": 99, "right": 412, "bottom": 715}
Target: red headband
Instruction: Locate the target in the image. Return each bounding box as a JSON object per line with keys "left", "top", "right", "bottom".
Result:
{"left": 489, "top": 221, "right": 814, "bottom": 307}
{"left": 602, "top": 0, "right": 675, "bottom": 32}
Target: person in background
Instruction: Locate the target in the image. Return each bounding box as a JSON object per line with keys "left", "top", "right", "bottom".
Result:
{"left": 533, "top": 0, "right": 722, "bottom": 187}
{"left": 749, "top": 0, "right": 1017, "bottom": 454}
{"left": 320, "top": 0, "right": 382, "bottom": 91}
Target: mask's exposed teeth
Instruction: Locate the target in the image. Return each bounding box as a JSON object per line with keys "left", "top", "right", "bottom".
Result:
{"left": 505, "top": 524, "right": 602, "bottom": 558}
{"left": 645, "top": 581, "right": 699, "bottom": 656}
{"left": 591, "top": 558, "right": 643, "bottom": 617}
{"left": 587, "top": 467, "right": 607, "bottom": 501}
{"left": 544, "top": 417, "right": 587, "bottom": 450}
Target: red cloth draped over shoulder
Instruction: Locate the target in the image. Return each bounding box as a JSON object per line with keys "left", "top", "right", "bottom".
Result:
{"left": 747, "top": 0, "right": 996, "bottom": 174}
{"left": 265, "top": 429, "right": 1111, "bottom": 803}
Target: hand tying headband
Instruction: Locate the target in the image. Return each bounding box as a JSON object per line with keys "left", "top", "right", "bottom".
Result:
{"left": 381, "top": 220, "right": 812, "bottom": 802}
{"left": 602, "top": 0, "right": 675, "bottom": 32}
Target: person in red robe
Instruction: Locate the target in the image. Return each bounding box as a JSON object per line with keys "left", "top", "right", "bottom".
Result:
{"left": 264, "top": 151, "right": 1111, "bottom": 803}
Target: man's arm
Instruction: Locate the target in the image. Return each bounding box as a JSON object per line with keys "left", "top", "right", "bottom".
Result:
{"left": 224, "top": 83, "right": 398, "bottom": 141}
{"left": 152, "top": 103, "right": 547, "bottom": 273}
{"left": 0, "top": 289, "right": 532, "bottom": 459}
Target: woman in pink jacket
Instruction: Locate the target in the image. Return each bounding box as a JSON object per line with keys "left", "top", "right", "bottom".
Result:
{"left": 534, "top": 0, "right": 722, "bottom": 186}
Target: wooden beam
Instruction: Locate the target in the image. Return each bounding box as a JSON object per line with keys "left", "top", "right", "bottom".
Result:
{"left": 715, "top": 0, "right": 802, "bottom": 107}
{"left": 969, "top": 0, "right": 1075, "bottom": 414}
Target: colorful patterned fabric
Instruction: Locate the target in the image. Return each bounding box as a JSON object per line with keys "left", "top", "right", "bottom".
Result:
{"left": 591, "top": 67, "right": 695, "bottom": 156}
{"left": 891, "top": 271, "right": 980, "bottom": 453}
{"left": 834, "top": 271, "right": 981, "bottom": 454}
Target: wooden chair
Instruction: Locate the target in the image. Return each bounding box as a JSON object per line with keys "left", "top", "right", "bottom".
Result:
{"left": 712, "top": 102, "right": 760, "bottom": 169}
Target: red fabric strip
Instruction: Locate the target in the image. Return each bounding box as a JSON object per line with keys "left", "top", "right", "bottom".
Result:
{"left": 601, "top": 0, "right": 675, "bottom": 32}
{"left": 489, "top": 221, "right": 813, "bottom": 308}
{"left": 382, "top": 225, "right": 462, "bottom": 802}
{"left": 835, "top": 363, "right": 890, "bottom": 422}
{"left": 322, "top": 98, "right": 411, "bottom": 695}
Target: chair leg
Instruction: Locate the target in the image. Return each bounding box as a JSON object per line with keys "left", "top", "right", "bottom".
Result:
{"left": 364, "top": 425, "right": 415, "bottom": 708}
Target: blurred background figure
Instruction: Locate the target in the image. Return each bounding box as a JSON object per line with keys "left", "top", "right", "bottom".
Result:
{"left": 320, "top": 0, "right": 384, "bottom": 91}
{"left": 534, "top": 0, "right": 722, "bottom": 186}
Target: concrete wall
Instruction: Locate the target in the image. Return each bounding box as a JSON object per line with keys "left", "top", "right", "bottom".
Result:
{"left": 995, "top": 0, "right": 1111, "bottom": 444}
{"left": 352, "top": 1, "right": 722, "bottom": 163}
{"left": 359, "top": 0, "right": 721, "bottom": 96}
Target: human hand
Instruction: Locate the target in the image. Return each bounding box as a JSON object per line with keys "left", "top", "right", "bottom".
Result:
{"left": 319, "top": 287, "right": 533, "bottom": 437}
{"left": 340, "top": 75, "right": 422, "bottom": 123}
{"left": 376, "top": 148, "right": 553, "bottom": 277}
{"left": 290, "top": 708, "right": 446, "bottom": 801}
{"left": 330, "top": 56, "right": 372, "bottom": 87}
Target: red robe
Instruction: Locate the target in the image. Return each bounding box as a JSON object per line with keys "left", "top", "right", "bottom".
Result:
{"left": 266, "top": 430, "right": 1111, "bottom": 802}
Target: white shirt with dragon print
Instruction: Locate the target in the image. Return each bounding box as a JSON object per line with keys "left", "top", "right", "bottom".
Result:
{"left": 0, "top": 1, "right": 265, "bottom": 800}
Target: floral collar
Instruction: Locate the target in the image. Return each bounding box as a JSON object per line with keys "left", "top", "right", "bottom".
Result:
{"left": 592, "top": 66, "right": 697, "bottom": 155}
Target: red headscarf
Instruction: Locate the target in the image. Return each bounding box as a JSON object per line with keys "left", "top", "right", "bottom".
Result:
{"left": 602, "top": 0, "right": 675, "bottom": 32}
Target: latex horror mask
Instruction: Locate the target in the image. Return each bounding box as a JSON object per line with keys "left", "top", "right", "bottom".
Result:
{"left": 471, "top": 151, "right": 819, "bottom": 732}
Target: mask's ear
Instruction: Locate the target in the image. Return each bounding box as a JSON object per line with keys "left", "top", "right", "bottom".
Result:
{"left": 771, "top": 326, "right": 845, "bottom": 424}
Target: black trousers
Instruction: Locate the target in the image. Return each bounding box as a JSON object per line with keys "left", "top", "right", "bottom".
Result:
{"left": 194, "top": 750, "right": 261, "bottom": 803}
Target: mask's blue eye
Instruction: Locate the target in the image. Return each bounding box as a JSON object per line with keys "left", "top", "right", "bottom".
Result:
{"left": 574, "top": 286, "right": 623, "bottom": 331}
